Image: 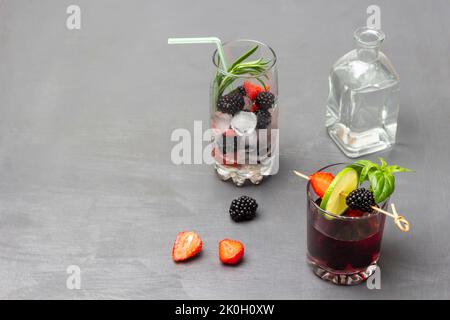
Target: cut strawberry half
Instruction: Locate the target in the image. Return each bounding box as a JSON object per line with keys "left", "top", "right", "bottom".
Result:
{"left": 219, "top": 239, "right": 244, "bottom": 265}
{"left": 243, "top": 81, "right": 264, "bottom": 100}
{"left": 172, "top": 231, "right": 202, "bottom": 262}
{"left": 309, "top": 172, "right": 335, "bottom": 198}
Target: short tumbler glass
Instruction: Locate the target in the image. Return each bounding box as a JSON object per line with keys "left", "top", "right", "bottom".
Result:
{"left": 306, "top": 163, "right": 387, "bottom": 285}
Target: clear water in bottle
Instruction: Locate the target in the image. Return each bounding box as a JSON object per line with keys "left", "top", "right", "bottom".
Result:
{"left": 326, "top": 27, "right": 400, "bottom": 158}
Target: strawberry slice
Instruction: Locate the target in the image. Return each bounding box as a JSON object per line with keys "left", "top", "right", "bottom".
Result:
{"left": 243, "top": 81, "right": 264, "bottom": 100}
{"left": 172, "top": 231, "right": 202, "bottom": 262}
{"left": 219, "top": 239, "right": 244, "bottom": 265}
{"left": 309, "top": 172, "right": 335, "bottom": 198}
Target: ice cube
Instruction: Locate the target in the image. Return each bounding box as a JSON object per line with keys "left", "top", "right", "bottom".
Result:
{"left": 231, "top": 111, "right": 257, "bottom": 136}
{"left": 212, "top": 111, "right": 232, "bottom": 134}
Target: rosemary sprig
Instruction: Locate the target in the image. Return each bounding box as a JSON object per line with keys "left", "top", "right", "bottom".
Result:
{"left": 214, "top": 45, "right": 271, "bottom": 98}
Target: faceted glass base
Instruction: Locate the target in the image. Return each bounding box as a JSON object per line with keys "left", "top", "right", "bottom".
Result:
{"left": 327, "top": 124, "right": 393, "bottom": 158}
{"left": 215, "top": 163, "right": 265, "bottom": 186}
{"left": 307, "top": 255, "right": 378, "bottom": 286}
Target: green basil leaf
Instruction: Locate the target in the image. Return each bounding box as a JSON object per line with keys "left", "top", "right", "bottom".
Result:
{"left": 369, "top": 170, "right": 385, "bottom": 202}
{"left": 348, "top": 160, "right": 377, "bottom": 184}
{"left": 378, "top": 172, "right": 395, "bottom": 203}
{"left": 386, "top": 165, "right": 413, "bottom": 173}
{"left": 379, "top": 157, "right": 387, "bottom": 169}
{"left": 349, "top": 159, "right": 412, "bottom": 203}
{"left": 369, "top": 170, "right": 395, "bottom": 203}
{"left": 348, "top": 160, "right": 378, "bottom": 184}
{"left": 354, "top": 160, "right": 377, "bottom": 168}
{"left": 360, "top": 163, "right": 379, "bottom": 184}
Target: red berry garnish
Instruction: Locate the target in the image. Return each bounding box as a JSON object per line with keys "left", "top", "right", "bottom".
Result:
{"left": 309, "top": 172, "right": 335, "bottom": 198}
{"left": 172, "top": 231, "right": 202, "bottom": 262}
{"left": 219, "top": 239, "right": 244, "bottom": 265}
{"left": 243, "top": 81, "right": 264, "bottom": 100}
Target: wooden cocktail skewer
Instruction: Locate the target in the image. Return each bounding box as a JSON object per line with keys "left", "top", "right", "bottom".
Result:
{"left": 391, "top": 203, "right": 410, "bottom": 232}
{"left": 292, "top": 171, "right": 310, "bottom": 180}
{"left": 293, "top": 170, "right": 410, "bottom": 232}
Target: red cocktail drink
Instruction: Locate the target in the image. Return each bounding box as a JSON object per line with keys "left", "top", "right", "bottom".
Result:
{"left": 306, "top": 164, "right": 387, "bottom": 285}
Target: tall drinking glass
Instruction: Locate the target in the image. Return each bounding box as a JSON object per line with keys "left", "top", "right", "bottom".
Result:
{"left": 210, "top": 40, "right": 278, "bottom": 186}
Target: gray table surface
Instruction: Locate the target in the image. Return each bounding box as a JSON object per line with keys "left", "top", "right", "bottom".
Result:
{"left": 0, "top": 0, "right": 449, "bottom": 300}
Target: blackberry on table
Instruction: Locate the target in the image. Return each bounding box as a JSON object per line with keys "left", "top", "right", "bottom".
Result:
{"left": 229, "top": 196, "right": 258, "bottom": 222}
{"left": 256, "top": 109, "right": 271, "bottom": 129}
{"left": 217, "top": 92, "right": 245, "bottom": 115}
{"left": 255, "top": 91, "right": 275, "bottom": 110}
{"left": 346, "top": 188, "right": 376, "bottom": 212}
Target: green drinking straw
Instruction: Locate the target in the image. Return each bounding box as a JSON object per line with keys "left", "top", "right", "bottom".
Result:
{"left": 167, "top": 37, "right": 228, "bottom": 71}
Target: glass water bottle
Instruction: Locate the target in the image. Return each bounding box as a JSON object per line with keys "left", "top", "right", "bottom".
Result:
{"left": 326, "top": 27, "right": 400, "bottom": 158}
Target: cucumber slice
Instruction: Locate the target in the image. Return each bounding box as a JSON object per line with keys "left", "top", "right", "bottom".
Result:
{"left": 320, "top": 167, "right": 358, "bottom": 216}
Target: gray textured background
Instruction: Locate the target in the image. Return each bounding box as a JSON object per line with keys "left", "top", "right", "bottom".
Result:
{"left": 0, "top": 0, "right": 449, "bottom": 299}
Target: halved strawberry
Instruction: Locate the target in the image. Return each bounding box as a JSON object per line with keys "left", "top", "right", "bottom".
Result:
{"left": 172, "top": 231, "right": 202, "bottom": 262}
{"left": 309, "top": 172, "right": 335, "bottom": 198}
{"left": 243, "top": 81, "right": 264, "bottom": 100}
{"left": 219, "top": 239, "right": 244, "bottom": 265}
